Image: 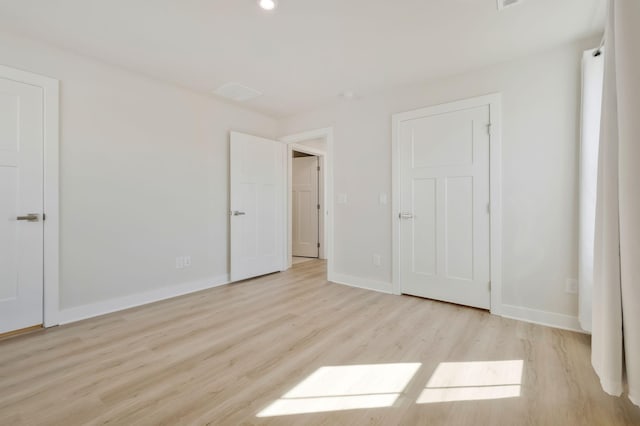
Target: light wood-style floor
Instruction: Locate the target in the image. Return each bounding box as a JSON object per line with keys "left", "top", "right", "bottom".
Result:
{"left": 1, "top": 260, "right": 639, "bottom": 425}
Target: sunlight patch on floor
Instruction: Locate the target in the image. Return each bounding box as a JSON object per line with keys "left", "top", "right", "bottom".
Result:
{"left": 257, "top": 363, "right": 421, "bottom": 417}
{"left": 417, "top": 360, "right": 524, "bottom": 404}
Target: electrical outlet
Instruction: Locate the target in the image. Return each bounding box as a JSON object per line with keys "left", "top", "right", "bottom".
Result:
{"left": 565, "top": 278, "right": 578, "bottom": 294}
{"left": 373, "top": 254, "right": 382, "bottom": 267}
{"left": 176, "top": 257, "right": 184, "bottom": 269}
{"left": 183, "top": 256, "right": 191, "bottom": 267}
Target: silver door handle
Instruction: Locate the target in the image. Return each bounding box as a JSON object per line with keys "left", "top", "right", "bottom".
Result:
{"left": 232, "top": 211, "right": 246, "bottom": 216}
{"left": 17, "top": 213, "right": 40, "bottom": 222}
{"left": 398, "top": 212, "right": 414, "bottom": 219}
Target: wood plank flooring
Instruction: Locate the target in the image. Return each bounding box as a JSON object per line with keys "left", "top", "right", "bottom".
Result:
{"left": 1, "top": 260, "right": 639, "bottom": 425}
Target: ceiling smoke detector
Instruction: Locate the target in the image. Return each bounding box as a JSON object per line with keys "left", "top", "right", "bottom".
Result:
{"left": 213, "top": 83, "right": 262, "bottom": 102}
{"left": 497, "top": 0, "right": 524, "bottom": 10}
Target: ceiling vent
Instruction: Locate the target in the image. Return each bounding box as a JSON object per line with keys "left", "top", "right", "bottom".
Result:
{"left": 213, "top": 83, "right": 262, "bottom": 102}
{"left": 497, "top": 0, "right": 523, "bottom": 10}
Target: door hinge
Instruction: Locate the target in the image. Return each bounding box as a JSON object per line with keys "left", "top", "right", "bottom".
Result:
{"left": 489, "top": 281, "right": 492, "bottom": 291}
{"left": 317, "top": 243, "right": 321, "bottom": 248}
{"left": 317, "top": 166, "right": 320, "bottom": 171}
{"left": 317, "top": 204, "right": 321, "bottom": 210}
{"left": 487, "top": 123, "right": 492, "bottom": 136}
{"left": 42, "top": 213, "right": 46, "bottom": 221}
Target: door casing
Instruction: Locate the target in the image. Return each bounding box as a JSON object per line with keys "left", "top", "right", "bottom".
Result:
{"left": 0, "top": 65, "right": 60, "bottom": 328}
{"left": 281, "top": 128, "right": 334, "bottom": 278}
{"left": 392, "top": 93, "right": 503, "bottom": 315}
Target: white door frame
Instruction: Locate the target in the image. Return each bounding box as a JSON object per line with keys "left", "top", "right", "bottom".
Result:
{"left": 280, "top": 128, "right": 334, "bottom": 280}
{"left": 0, "top": 65, "right": 60, "bottom": 327}
{"left": 391, "top": 93, "right": 503, "bottom": 315}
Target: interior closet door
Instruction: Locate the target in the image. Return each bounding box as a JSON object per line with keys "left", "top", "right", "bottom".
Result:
{"left": 398, "top": 104, "right": 491, "bottom": 309}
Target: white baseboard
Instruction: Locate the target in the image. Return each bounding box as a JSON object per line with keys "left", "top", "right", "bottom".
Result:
{"left": 500, "top": 304, "right": 587, "bottom": 333}
{"left": 59, "top": 274, "right": 230, "bottom": 325}
{"left": 329, "top": 273, "right": 393, "bottom": 294}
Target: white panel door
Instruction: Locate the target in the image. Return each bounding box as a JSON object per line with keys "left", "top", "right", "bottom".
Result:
{"left": 230, "top": 132, "right": 285, "bottom": 282}
{"left": 0, "top": 78, "right": 44, "bottom": 334}
{"left": 292, "top": 156, "right": 319, "bottom": 258}
{"left": 399, "top": 105, "right": 491, "bottom": 309}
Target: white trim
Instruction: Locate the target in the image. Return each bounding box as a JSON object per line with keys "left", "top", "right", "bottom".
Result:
{"left": 280, "top": 128, "right": 335, "bottom": 281}
{"left": 59, "top": 275, "right": 230, "bottom": 325}
{"left": 330, "top": 273, "right": 393, "bottom": 295}
{"left": 500, "top": 304, "right": 586, "bottom": 333}
{"left": 391, "top": 93, "right": 503, "bottom": 315}
{"left": 0, "top": 64, "right": 60, "bottom": 327}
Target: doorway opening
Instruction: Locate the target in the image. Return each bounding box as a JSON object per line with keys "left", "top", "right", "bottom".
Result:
{"left": 292, "top": 150, "right": 321, "bottom": 264}
{"left": 281, "top": 128, "right": 334, "bottom": 279}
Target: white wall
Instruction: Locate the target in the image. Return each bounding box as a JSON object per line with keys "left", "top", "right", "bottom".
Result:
{"left": 0, "top": 31, "right": 277, "bottom": 312}
{"left": 279, "top": 38, "right": 599, "bottom": 327}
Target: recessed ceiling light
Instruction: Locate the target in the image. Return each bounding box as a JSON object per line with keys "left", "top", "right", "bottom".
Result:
{"left": 259, "top": 0, "right": 277, "bottom": 11}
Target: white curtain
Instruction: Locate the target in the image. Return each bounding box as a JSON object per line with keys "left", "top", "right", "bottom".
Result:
{"left": 592, "top": 0, "right": 640, "bottom": 406}
{"left": 579, "top": 49, "right": 604, "bottom": 333}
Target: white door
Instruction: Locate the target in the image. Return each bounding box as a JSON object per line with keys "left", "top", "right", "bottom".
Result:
{"left": 230, "top": 131, "right": 285, "bottom": 282}
{"left": 292, "top": 156, "right": 319, "bottom": 258}
{"left": 0, "top": 78, "right": 44, "bottom": 334}
{"left": 398, "top": 105, "right": 491, "bottom": 309}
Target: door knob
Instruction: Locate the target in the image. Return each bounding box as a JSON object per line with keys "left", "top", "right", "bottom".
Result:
{"left": 17, "top": 213, "right": 40, "bottom": 222}
{"left": 232, "top": 211, "right": 246, "bottom": 216}
{"left": 398, "top": 212, "right": 414, "bottom": 219}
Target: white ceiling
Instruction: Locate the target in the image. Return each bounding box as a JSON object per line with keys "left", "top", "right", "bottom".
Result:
{"left": 0, "top": 0, "right": 605, "bottom": 117}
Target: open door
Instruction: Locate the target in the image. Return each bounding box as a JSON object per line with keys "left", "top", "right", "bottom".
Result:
{"left": 0, "top": 76, "right": 45, "bottom": 334}
{"left": 292, "top": 155, "right": 319, "bottom": 258}
{"left": 230, "top": 131, "right": 286, "bottom": 282}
